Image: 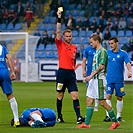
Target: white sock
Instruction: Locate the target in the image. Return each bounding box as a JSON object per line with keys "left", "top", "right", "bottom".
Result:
{"left": 9, "top": 97, "right": 19, "bottom": 122}
{"left": 116, "top": 100, "right": 123, "bottom": 118}
{"left": 31, "top": 113, "right": 43, "bottom": 122}
{"left": 94, "top": 99, "right": 99, "bottom": 107}
{"left": 106, "top": 100, "right": 112, "bottom": 117}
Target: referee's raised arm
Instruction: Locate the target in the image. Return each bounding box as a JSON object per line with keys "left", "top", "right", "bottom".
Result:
{"left": 56, "top": 10, "right": 62, "bottom": 40}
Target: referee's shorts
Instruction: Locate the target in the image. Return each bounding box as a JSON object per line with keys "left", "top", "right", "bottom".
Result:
{"left": 56, "top": 68, "right": 78, "bottom": 93}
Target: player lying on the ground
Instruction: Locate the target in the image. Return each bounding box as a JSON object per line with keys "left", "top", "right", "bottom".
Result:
{"left": 11, "top": 108, "right": 56, "bottom": 128}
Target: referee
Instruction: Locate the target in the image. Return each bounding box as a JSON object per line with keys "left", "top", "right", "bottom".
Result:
{"left": 55, "top": 8, "right": 84, "bottom": 124}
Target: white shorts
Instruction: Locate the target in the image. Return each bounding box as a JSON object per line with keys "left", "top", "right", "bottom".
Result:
{"left": 86, "top": 79, "right": 106, "bottom": 100}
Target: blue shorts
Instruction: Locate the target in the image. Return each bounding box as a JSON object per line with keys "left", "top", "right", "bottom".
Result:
{"left": 56, "top": 68, "right": 78, "bottom": 93}
{"left": 106, "top": 82, "right": 125, "bottom": 97}
{"left": 0, "top": 69, "right": 13, "bottom": 94}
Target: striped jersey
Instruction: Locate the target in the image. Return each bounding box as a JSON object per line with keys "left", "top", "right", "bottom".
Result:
{"left": 92, "top": 47, "right": 108, "bottom": 79}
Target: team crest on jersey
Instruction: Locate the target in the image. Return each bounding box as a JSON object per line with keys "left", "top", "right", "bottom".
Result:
{"left": 107, "top": 87, "right": 111, "bottom": 90}
{"left": 117, "top": 55, "right": 120, "bottom": 58}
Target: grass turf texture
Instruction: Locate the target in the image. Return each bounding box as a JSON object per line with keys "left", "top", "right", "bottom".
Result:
{"left": 0, "top": 82, "right": 132, "bottom": 133}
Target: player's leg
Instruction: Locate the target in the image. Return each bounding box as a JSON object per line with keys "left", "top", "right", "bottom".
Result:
{"left": 68, "top": 70, "right": 84, "bottom": 124}
{"left": 1, "top": 69, "right": 20, "bottom": 127}
{"left": 115, "top": 82, "right": 125, "bottom": 122}
{"left": 76, "top": 79, "right": 96, "bottom": 128}
{"left": 7, "top": 93, "right": 20, "bottom": 127}
{"left": 98, "top": 79, "right": 120, "bottom": 130}
{"left": 56, "top": 69, "right": 66, "bottom": 123}
{"left": 56, "top": 91, "right": 64, "bottom": 123}
{"left": 94, "top": 99, "right": 99, "bottom": 111}
{"left": 99, "top": 100, "right": 120, "bottom": 130}
{"left": 104, "top": 83, "right": 114, "bottom": 122}
{"left": 30, "top": 111, "right": 47, "bottom": 128}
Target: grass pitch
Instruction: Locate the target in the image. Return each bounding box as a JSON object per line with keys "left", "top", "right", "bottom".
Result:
{"left": 0, "top": 82, "right": 132, "bottom": 133}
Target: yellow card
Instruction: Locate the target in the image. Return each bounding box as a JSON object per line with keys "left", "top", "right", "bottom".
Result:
{"left": 58, "top": 7, "right": 63, "bottom": 12}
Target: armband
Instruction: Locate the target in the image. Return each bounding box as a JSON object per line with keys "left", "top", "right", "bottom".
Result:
{"left": 57, "top": 18, "right": 61, "bottom": 23}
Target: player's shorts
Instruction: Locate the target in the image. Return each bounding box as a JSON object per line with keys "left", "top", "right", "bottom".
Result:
{"left": 86, "top": 79, "right": 106, "bottom": 100}
{"left": 39, "top": 108, "right": 56, "bottom": 126}
{"left": 0, "top": 69, "right": 13, "bottom": 94}
{"left": 56, "top": 68, "right": 78, "bottom": 93}
{"left": 106, "top": 82, "right": 125, "bottom": 97}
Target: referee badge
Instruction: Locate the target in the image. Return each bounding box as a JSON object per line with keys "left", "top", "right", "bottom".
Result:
{"left": 57, "top": 83, "right": 63, "bottom": 90}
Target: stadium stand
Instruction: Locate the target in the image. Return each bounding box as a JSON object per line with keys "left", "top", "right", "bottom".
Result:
{"left": 3, "top": 0, "right": 133, "bottom": 61}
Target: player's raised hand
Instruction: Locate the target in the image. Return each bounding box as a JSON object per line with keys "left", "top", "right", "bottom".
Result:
{"left": 57, "top": 10, "right": 61, "bottom": 18}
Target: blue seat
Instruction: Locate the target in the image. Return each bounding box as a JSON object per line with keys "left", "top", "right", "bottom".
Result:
{"left": 61, "top": 24, "right": 66, "bottom": 30}
{"left": 7, "top": 23, "right": 14, "bottom": 30}
{"left": 65, "top": 10, "right": 70, "bottom": 17}
{"left": 71, "top": 10, "right": 78, "bottom": 17}
{"left": 72, "top": 37, "right": 81, "bottom": 44}
{"left": 50, "top": 17, "right": 56, "bottom": 24}
{"left": 79, "top": 30, "right": 86, "bottom": 37}
{"left": 111, "top": 30, "right": 117, "bottom": 36}
{"left": 43, "top": 16, "right": 50, "bottom": 24}
{"left": 37, "top": 44, "right": 45, "bottom": 51}
{"left": 53, "top": 44, "right": 57, "bottom": 51}
{"left": 39, "top": 51, "right": 47, "bottom": 58}
{"left": 47, "top": 51, "right": 55, "bottom": 58}
{"left": 45, "top": 24, "right": 54, "bottom": 31}
{"left": 38, "top": 24, "right": 45, "bottom": 30}
{"left": 79, "top": 10, "right": 85, "bottom": 16}
{"left": 17, "top": 51, "right": 25, "bottom": 58}
{"left": 35, "top": 51, "right": 40, "bottom": 58}
{"left": 86, "top": 30, "right": 93, "bottom": 37}
{"left": 69, "top": 4, "right": 76, "bottom": 10}
{"left": 125, "top": 30, "right": 132, "bottom": 37}
{"left": 14, "top": 23, "right": 22, "bottom": 30}
{"left": 81, "top": 37, "right": 89, "bottom": 44}
{"left": 117, "top": 30, "right": 125, "bottom": 37}
{"left": 0, "top": 23, "right": 6, "bottom": 30}
{"left": 45, "top": 44, "right": 52, "bottom": 51}
{"left": 72, "top": 30, "right": 78, "bottom": 37}
{"left": 119, "top": 37, "right": 128, "bottom": 44}
{"left": 55, "top": 52, "right": 58, "bottom": 58}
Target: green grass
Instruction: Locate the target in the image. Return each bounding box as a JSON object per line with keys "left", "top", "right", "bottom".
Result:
{"left": 0, "top": 82, "right": 132, "bottom": 133}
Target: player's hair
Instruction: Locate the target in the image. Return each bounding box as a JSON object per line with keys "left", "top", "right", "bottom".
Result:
{"left": 63, "top": 28, "right": 72, "bottom": 35}
{"left": 90, "top": 33, "right": 102, "bottom": 43}
{"left": 11, "top": 118, "right": 23, "bottom": 126}
{"left": 109, "top": 36, "right": 118, "bottom": 43}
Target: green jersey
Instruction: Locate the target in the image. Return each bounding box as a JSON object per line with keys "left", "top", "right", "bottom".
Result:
{"left": 92, "top": 47, "right": 108, "bottom": 79}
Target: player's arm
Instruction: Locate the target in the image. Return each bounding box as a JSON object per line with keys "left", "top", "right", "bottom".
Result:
{"left": 6, "top": 54, "right": 16, "bottom": 80}
{"left": 56, "top": 9, "right": 62, "bottom": 40}
{"left": 82, "top": 58, "right": 87, "bottom": 77}
{"left": 85, "top": 64, "right": 105, "bottom": 81}
{"left": 126, "top": 62, "right": 132, "bottom": 78}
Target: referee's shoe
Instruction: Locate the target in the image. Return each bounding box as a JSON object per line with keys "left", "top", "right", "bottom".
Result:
{"left": 77, "top": 116, "right": 85, "bottom": 124}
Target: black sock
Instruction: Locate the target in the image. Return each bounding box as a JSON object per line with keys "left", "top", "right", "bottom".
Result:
{"left": 73, "top": 99, "right": 80, "bottom": 118}
{"left": 57, "top": 98, "right": 62, "bottom": 117}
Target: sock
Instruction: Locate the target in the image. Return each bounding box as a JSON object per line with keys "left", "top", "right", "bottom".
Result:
{"left": 106, "top": 100, "right": 112, "bottom": 117}
{"left": 116, "top": 100, "right": 123, "bottom": 118}
{"left": 57, "top": 98, "right": 62, "bottom": 117}
{"left": 108, "top": 108, "right": 118, "bottom": 122}
{"left": 94, "top": 99, "right": 99, "bottom": 107}
{"left": 9, "top": 97, "right": 19, "bottom": 122}
{"left": 84, "top": 106, "right": 94, "bottom": 125}
{"left": 73, "top": 99, "right": 80, "bottom": 118}
{"left": 31, "top": 113, "right": 43, "bottom": 122}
